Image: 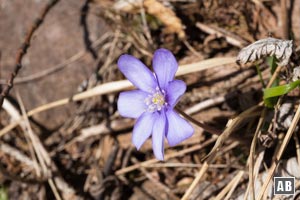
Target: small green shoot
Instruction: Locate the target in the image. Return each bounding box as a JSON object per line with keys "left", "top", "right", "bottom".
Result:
{"left": 267, "top": 55, "right": 279, "bottom": 86}
{"left": 263, "top": 55, "right": 281, "bottom": 107}
{"left": 255, "top": 63, "right": 266, "bottom": 88}
{"left": 263, "top": 80, "right": 300, "bottom": 107}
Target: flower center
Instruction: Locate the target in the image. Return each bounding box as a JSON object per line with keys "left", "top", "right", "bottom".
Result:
{"left": 145, "top": 87, "right": 167, "bottom": 112}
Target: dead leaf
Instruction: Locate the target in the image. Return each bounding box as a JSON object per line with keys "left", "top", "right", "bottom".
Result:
{"left": 237, "top": 37, "right": 293, "bottom": 66}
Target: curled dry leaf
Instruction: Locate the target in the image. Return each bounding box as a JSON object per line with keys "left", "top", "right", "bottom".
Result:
{"left": 236, "top": 157, "right": 300, "bottom": 199}
{"left": 144, "top": 0, "right": 185, "bottom": 38}
{"left": 292, "top": 66, "right": 300, "bottom": 81}
{"left": 236, "top": 37, "right": 293, "bottom": 66}
{"left": 113, "top": 0, "right": 185, "bottom": 38}
{"left": 276, "top": 101, "right": 299, "bottom": 132}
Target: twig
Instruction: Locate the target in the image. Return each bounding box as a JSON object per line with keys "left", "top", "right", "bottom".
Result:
{"left": 99, "top": 30, "right": 121, "bottom": 74}
{"left": 182, "top": 141, "right": 240, "bottom": 200}
{"left": 139, "top": 1, "right": 153, "bottom": 45}
{"left": 80, "top": 0, "right": 97, "bottom": 59}
{"left": 0, "top": 0, "right": 60, "bottom": 108}
{"left": 115, "top": 136, "right": 217, "bottom": 176}
{"left": 182, "top": 39, "right": 203, "bottom": 58}
{"left": 196, "top": 22, "right": 247, "bottom": 48}
{"left": 131, "top": 157, "right": 180, "bottom": 200}
{"left": 0, "top": 143, "right": 35, "bottom": 168}
{"left": 17, "top": 93, "right": 62, "bottom": 200}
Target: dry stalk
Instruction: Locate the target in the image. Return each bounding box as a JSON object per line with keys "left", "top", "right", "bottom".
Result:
{"left": 215, "top": 170, "right": 245, "bottom": 200}
{"left": 17, "top": 94, "right": 62, "bottom": 200}
{"left": 247, "top": 108, "right": 266, "bottom": 200}
{"left": 181, "top": 162, "right": 209, "bottom": 200}
{"left": 257, "top": 104, "right": 300, "bottom": 199}
{"left": 245, "top": 65, "right": 282, "bottom": 199}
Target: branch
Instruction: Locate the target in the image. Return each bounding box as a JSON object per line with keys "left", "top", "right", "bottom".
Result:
{"left": 0, "top": 0, "right": 60, "bottom": 108}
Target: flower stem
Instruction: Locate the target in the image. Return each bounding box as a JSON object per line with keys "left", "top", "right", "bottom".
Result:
{"left": 175, "top": 108, "right": 223, "bottom": 135}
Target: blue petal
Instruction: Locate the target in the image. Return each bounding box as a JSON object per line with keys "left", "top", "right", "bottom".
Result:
{"left": 118, "top": 55, "right": 157, "bottom": 92}
{"left": 118, "top": 90, "right": 148, "bottom": 118}
{"left": 166, "top": 110, "right": 194, "bottom": 146}
{"left": 132, "top": 112, "right": 157, "bottom": 150}
{"left": 153, "top": 49, "right": 178, "bottom": 90}
{"left": 152, "top": 111, "right": 167, "bottom": 160}
{"left": 166, "top": 80, "right": 186, "bottom": 107}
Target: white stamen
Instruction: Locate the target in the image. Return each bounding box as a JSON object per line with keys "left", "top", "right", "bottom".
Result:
{"left": 144, "top": 87, "right": 167, "bottom": 112}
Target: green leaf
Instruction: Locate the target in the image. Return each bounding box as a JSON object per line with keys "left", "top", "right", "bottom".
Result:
{"left": 263, "top": 80, "right": 300, "bottom": 107}
{"left": 267, "top": 56, "right": 277, "bottom": 74}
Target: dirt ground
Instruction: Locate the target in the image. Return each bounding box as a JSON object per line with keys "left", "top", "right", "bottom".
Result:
{"left": 0, "top": 0, "right": 300, "bottom": 199}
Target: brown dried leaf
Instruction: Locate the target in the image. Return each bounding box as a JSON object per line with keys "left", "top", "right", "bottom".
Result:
{"left": 113, "top": 0, "right": 185, "bottom": 38}
{"left": 144, "top": 0, "right": 185, "bottom": 38}
{"left": 237, "top": 37, "right": 293, "bottom": 66}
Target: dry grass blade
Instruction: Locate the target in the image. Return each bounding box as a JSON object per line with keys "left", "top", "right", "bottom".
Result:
{"left": 224, "top": 171, "right": 244, "bottom": 200}
{"left": 243, "top": 150, "right": 265, "bottom": 200}
{"left": 181, "top": 162, "right": 209, "bottom": 200}
{"left": 0, "top": 143, "right": 35, "bottom": 169}
{"left": 257, "top": 104, "right": 300, "bottom": 200}
{"left": 202, "top": 104, "right": 262, "bottom": 163}
{"left": 0, "top": 57, "right": 236, "bottom": 137}
{"left": 245, "top": 65, "right": 282, "bottom": 199}
{"left": 17, "top": 93, "right": 62, "bottom": 200}
{"left": 115, "top": 136, "right": 217, "bottom": 176}
{"left": 215, "top": 170, "right": 245, "bottom": 200}
{"left": 247, "top": 108, "right": 266, "bottom": 200}
{"left": 3, "top": 98, "right": 42, "bottom": 177}
{"left": 176, "top": 57, "right": 236, "bottom": 76}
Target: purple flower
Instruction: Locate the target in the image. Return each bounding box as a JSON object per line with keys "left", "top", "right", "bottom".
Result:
{"left": 117, "top": 48, "right": 194, "bottom": 160}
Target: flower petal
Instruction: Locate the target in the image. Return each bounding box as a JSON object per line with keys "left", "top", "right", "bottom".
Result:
{"left": 166, "top": 110, "right": 194, "bottom": 146}
{"left": 118, "top": 90, "right": 148, "bottom": 118}
{"left": 152, "top": 111, "right": 167, "bottom": 160}
{"left": 118, "top": 54, "right": 157, "bottom": 92}
{"left": 166, "top": 80, "right": 186, "bottom": 107}
{"left": 132, "top": 112, "right": 157, "bottom": 150}
{"left": 153, "top": 48, "right": 178, "bottom": 89}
